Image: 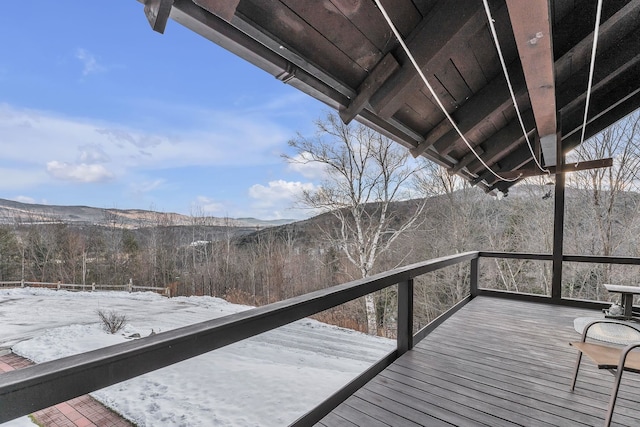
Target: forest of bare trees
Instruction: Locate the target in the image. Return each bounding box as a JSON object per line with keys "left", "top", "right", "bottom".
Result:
{"left": 1, "top": 112, "right": 639, "bottom": 336}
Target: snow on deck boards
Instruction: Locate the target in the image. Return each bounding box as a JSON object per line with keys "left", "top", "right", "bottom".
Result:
{"left": 317, "top": 297, "right": 640, "bottom": 427}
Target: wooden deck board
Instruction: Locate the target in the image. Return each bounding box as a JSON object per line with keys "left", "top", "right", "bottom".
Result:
{"left": 317, "top": 296, "right": 640, "bottom": 426}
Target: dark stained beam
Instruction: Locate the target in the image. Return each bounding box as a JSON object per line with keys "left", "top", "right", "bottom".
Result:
{"left": 369, "top": 0, "right": 490, "bottom": 121}
{"left": 505, "top": 0, "right": 557, "bottom": 166}
{"left": 192, "top": 0, "right": 239, "bottom": 21}
{"left": 469, "top": 25, "right": 640, "bottom": 184}
{"left": 144, "top": 0, "right": 174, "bottom": 33}
{"left": 475, "top": 141, "right": 539, "bottom": 188}
{"left": 432, "top": 64, "right": 527, "bottom": 157}
{"left": 561, "top": 67, "right": 640, "bottom": 146}
{"left": 498, "top": 158, "right": 613, "bottom": 179}
{"left": 410, "top": 119, "right": 450, "bottom": 157}
{"left": 447, "top": 146, "right": 484, "bottom": 176}
{"left": 426, "top": 0, "right": 638, "bottom": 160}
{"left": 339, "top": 53, "right": 400, "bottom": 125}
{"left": 555, "top": 0, "right": 640, "bottom": 85}
{"left": 562, "top": 87, "right": 640, "bottom": 152}
{"left": 558, "top": 38, "right": 640, "bottom": 116}
{"left": 465, "top": 109, "right": 535, "bottom": 175}
{"left": 551, "top": 133, "right": 565, "bottom": 301}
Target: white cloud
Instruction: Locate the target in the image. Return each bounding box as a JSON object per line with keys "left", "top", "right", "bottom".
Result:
{"left": 286, "top": 152, "right": 328, "bottom": 179}
{"left": 128, "top": 179, "right": 165, "bottom": 195}
{"left": 249, "top": 180, "right": 314, "bottom": 202}
{"left": 0, "top": 102, "right": 319, "bottom": 218}
{"left": 78, "top": 144, "right": 110, "bottom": 163}
{"left": 46, "top": 161, "right": 114, "bottom": 183}
{"left": 246, "top": 179, "right": 324, "bottom": 220}
{"left": 75, "top": 48, "right": 106, "bottom": 76}
{"left": 0, "top": 104, "right": 293, "bottom": 171}
{"left": 193, "top": 196, "right": 226, "bottom": 215}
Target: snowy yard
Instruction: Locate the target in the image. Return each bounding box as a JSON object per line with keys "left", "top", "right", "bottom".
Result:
{"left": 0, "top": 288, "right": 393, "bottom": 426}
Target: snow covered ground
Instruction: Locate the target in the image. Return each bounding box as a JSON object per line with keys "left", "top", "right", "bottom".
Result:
{"left": 0, "top": 288, "right": 393, "bottom": 426}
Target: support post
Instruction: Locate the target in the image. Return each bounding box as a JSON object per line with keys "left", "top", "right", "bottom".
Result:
{"left": 551, "top": 145, "right": 565, "bottom": 300}
{"left": 470, "top": 257, "right": 479, "bottom": 297}
{"left": 397, "top": 279, "right": 414, "bottom": 355}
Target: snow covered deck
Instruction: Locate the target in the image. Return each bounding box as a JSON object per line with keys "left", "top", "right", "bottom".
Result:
{"left": 316, "top": 297, "right": 640, "bottom": 427}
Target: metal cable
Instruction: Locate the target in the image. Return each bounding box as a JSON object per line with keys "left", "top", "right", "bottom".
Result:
{"left": 373, "top": 0, "right": 520, "bottom": 183}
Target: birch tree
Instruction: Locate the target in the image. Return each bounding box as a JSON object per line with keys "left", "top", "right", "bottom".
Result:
{"left": 285, "top": 112, "right": 426, "bottom": 335}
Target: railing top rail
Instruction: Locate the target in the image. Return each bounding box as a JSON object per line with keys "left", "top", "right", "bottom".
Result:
{"left": 0, "top": 250, "right": 478, "bottom": 423}
{"left": 563, "top": 254, "right": 640, "bottom": 265}
{"left": 479, "top": 251, "right": 640, "bottom": 265}
{"left": 479, "top": 251, "right": 553, "bottom": 261}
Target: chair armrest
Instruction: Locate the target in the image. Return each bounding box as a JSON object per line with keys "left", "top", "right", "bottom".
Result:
{"left": 580, "top": 319, "right": 640, "bottom": 342}
{"left": 617, "top": 342, "right": 640, "bottom": 371}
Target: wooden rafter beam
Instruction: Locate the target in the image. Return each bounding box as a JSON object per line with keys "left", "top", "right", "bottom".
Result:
{"left": 498, "top": 158, "right": 613, "bottom": 179}
{"left": 555, "top": 0, "right": 640, "bottom": 84}
{"left": 144, "top": 0, "right": 174, "bottom": 33}
{"left": 424, "top": 0, "right": 639, "bottom": 162}
{"left": 192, "top": 0, "right": 239, "bottom": 22}
{"left": 433, "top": 62, "right": 528, "bottom": 157}
{"left": 559, "top": 38, "right": 640, "bottom": 116}
{"left": 369, "top": 0, "right": 490, "bottom": 120}
{"left": 505, "top": 0, "right": 556, "bottom": 166}
{"left": 339, "top": 53, "right": 399, "bottom": 125}
{"left": 447, "top": 147, "right": 484, "bottom": 176}
{"left": 465, "top": 109, "right": 535, "bottom": 175}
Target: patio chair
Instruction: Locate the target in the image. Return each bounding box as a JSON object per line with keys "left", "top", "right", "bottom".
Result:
{"left": 570, "top": 319, "right": 640, "bottom": 427}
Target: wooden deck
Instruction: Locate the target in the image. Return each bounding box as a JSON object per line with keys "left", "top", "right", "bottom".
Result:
{"left": 316, "top": 296, "right": 640, "bottom": 427}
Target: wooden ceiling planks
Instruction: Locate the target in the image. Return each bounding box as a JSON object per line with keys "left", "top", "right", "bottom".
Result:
{"left": 558, "top": 32, "right": 640, "bottom": 115}
{"left": 466, "top": 109, "right": 535, "bottom": 175}
{"left": 429, "top": 62, "right": 526, "bottom": 157}
{"left": 339, "top": 53, "right": 400, "bottom": 125}
{"left": 436, "top": 59, "right": 473, "bottom": 107}
{"left": 392, "top": 90, "right": 442, "bottom": 137}
{"left": 236, "top": 0, "right": 366, "bottom": 88}
{"left": 281, "top": 0, "right": 382, "bottom": 72}
{"left": 377, "top": 0, "right": 422, "bottom": 38}
{"left": 369, "top": 0, "right": 488, "bottom": 120}
{"left": 450, "top": 48, "right": 489, "bottom": 94}
{"left": 327, "top": 0, "right": 398, "bottom": 53}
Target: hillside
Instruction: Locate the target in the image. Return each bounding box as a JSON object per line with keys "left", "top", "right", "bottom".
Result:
{"left": 0, "top": 198, "right": 294, "bottom": 229}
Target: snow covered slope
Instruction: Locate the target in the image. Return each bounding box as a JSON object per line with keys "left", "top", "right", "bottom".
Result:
{"left": 0, "top": 289, "right": 393, "bottom": 426}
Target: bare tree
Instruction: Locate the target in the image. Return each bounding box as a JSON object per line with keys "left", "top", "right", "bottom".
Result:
{"left": 566, "top": 112, "right": 640, "bottom": 298}
{"left": 0, "top": 226, "right": 20, "bottom": 281}
{"left": 285, "top": 112, "right": 426, "bottom": 335}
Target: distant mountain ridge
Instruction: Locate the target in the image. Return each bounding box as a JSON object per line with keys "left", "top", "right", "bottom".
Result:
{"left": 0, "top": 198, "right": 295, "bottom": 229}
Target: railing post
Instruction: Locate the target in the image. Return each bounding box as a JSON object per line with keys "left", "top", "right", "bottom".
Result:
{"left": 470, "top": 256, "right": 479, "bottom": 297}
{"left": 552, "top": 151, "right": 566, "bottom": 301}
{"left": 397, "top": 279, "right": 414, "bottom": 355}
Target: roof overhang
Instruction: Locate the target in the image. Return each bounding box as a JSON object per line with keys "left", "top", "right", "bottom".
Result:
{"left": 140, "top": 0, "right": 640, "bottom": 194}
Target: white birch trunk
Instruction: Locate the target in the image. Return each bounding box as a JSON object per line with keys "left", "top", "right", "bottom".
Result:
{"left": 365, "top": 293, "right": 377, "bottom": 335}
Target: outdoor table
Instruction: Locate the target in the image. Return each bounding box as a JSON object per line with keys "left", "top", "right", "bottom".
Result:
{"left": 604, "top": 284, "right": 640, "bottom": 320}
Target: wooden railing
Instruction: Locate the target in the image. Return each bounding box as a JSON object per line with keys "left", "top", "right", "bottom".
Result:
{"left": 0, "top": 280, "right": 171, "bottom": 297}
{"left": 2, "top": 250, "right": 640, "bottom": 424}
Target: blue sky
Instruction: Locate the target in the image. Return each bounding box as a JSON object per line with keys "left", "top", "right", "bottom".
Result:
{"left": 0, "top": 2, "right": 327, "bottom": 220}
